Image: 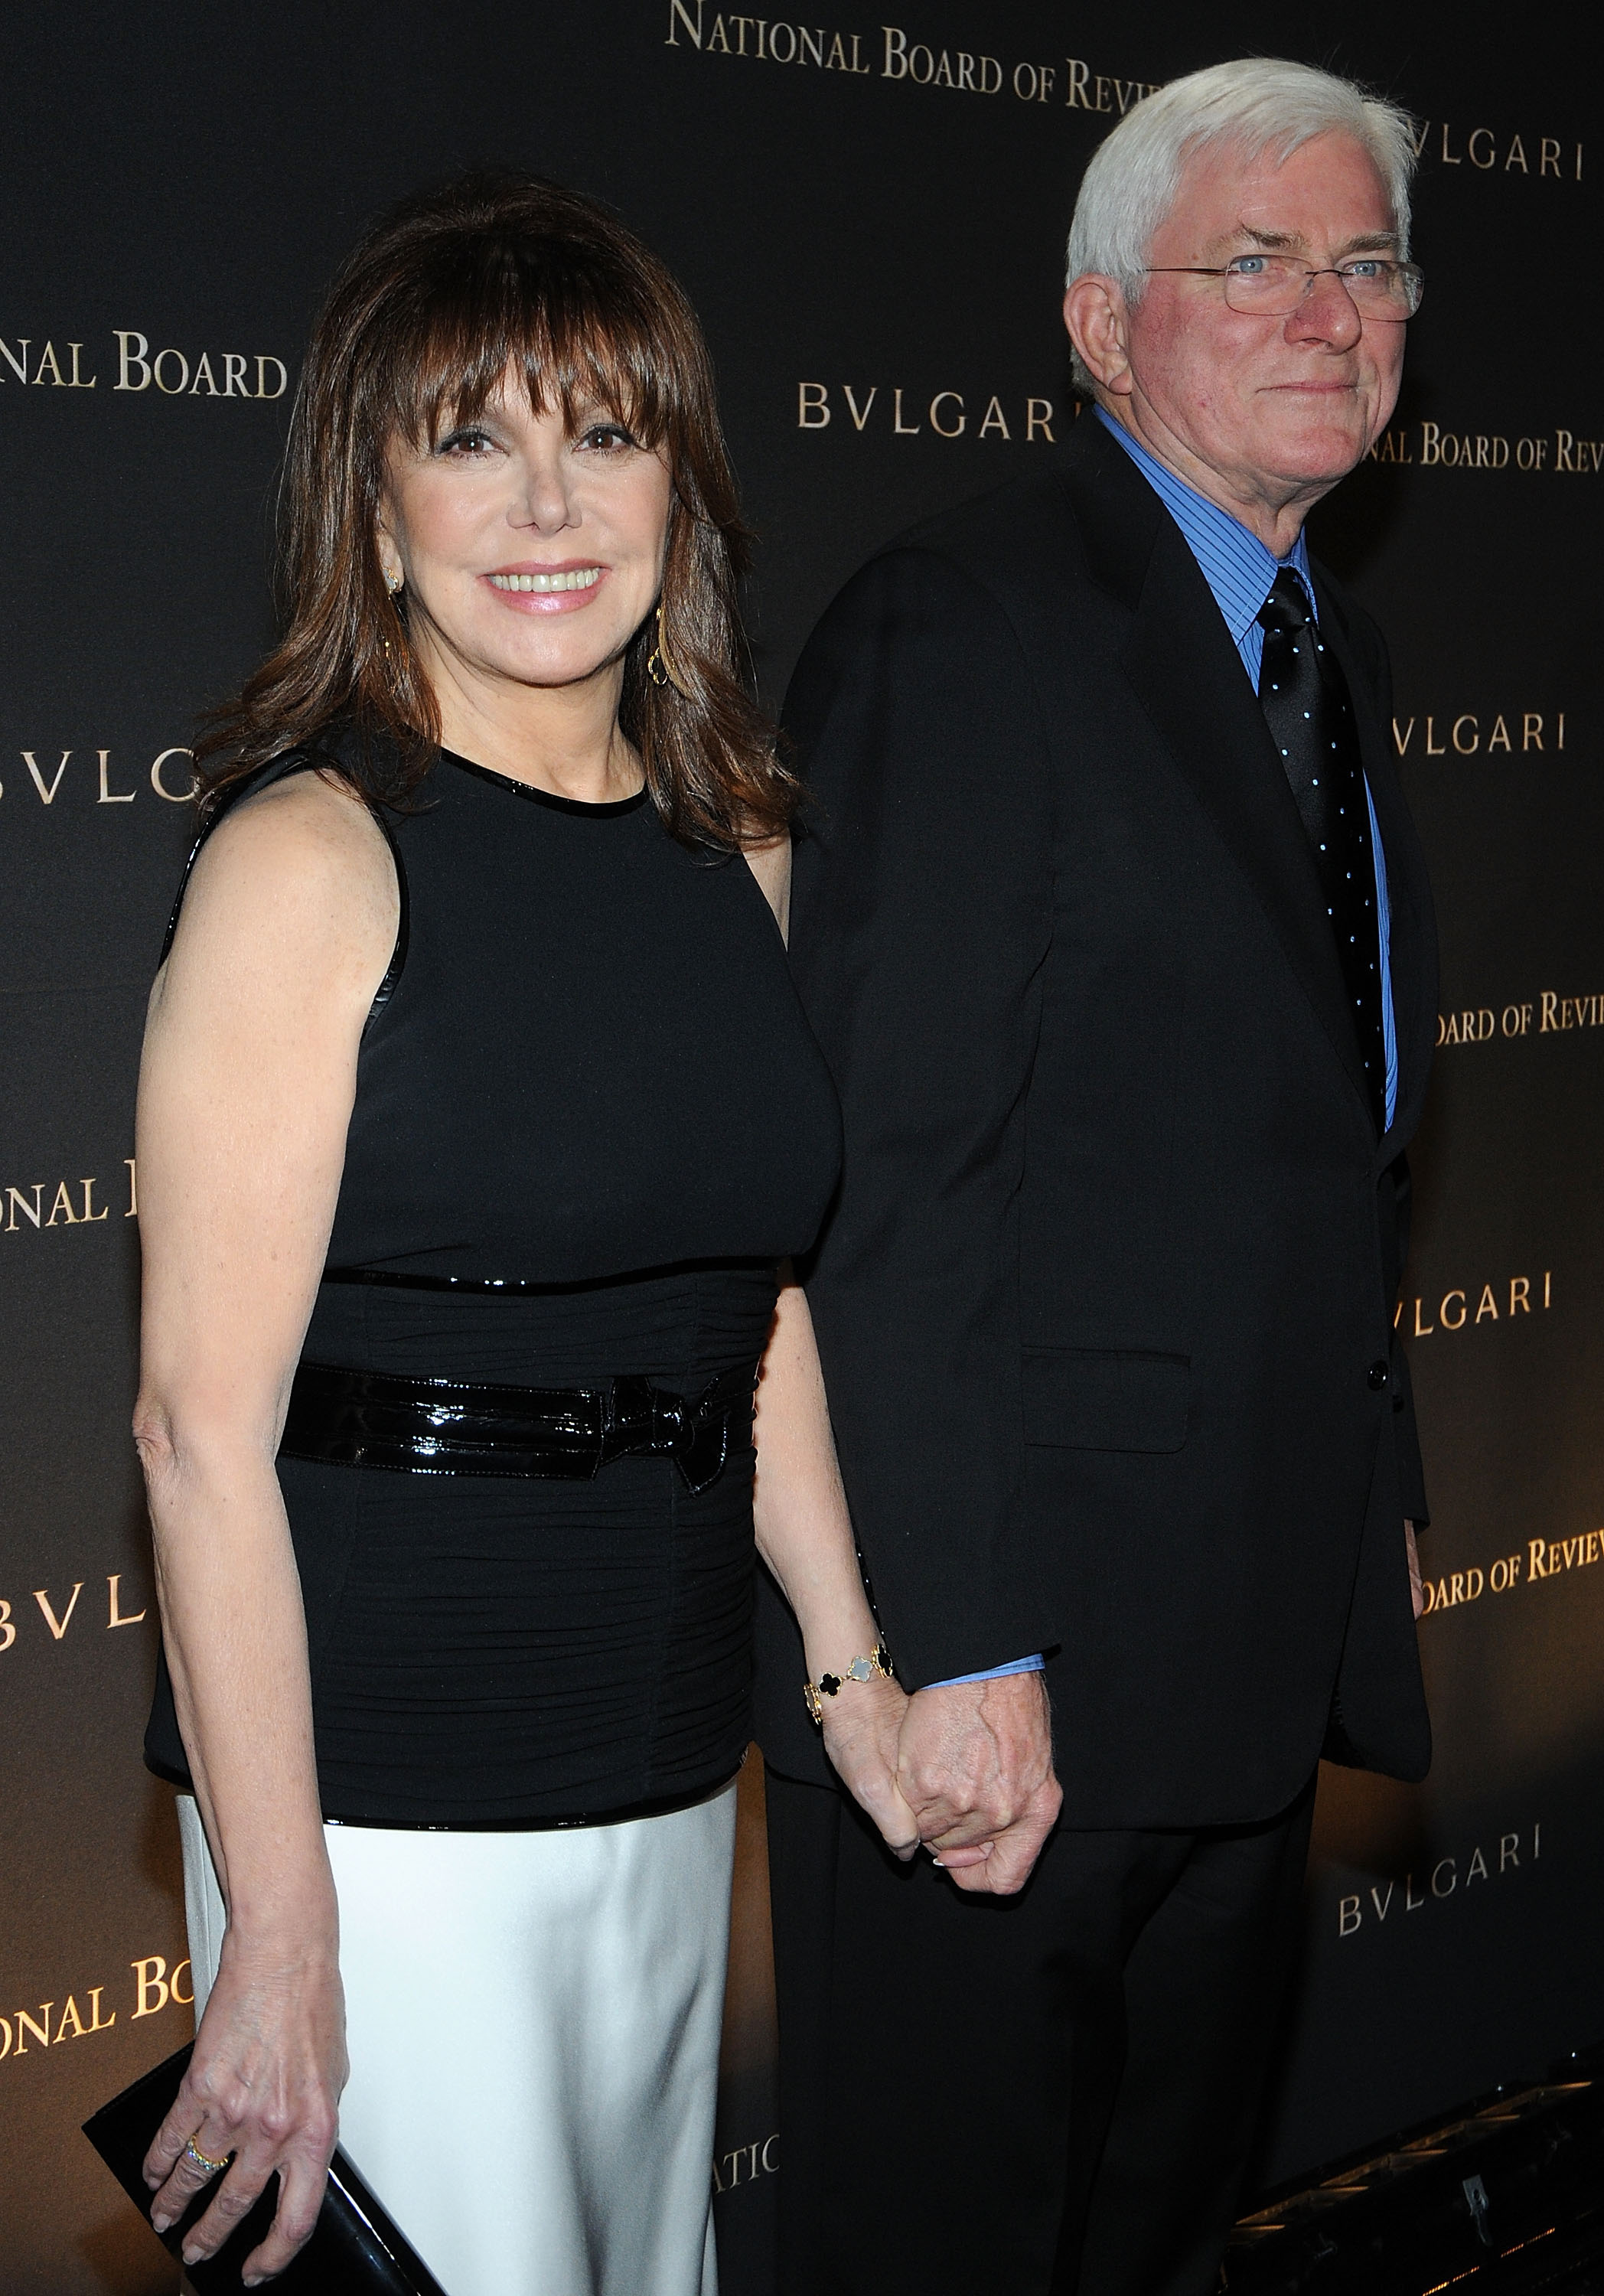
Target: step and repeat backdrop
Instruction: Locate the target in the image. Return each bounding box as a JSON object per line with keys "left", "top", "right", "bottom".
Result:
{"left": 3, "top": 2, "right": 1599, "bottom": 2288}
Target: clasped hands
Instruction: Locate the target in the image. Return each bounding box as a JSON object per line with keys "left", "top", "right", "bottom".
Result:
{"left": 820, "top": 1668, "right": 1062, "bottom": 1895}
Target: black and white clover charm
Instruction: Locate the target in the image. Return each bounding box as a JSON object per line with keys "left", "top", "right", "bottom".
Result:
{"left": 804, "top": 1643, "right": 895, "bottom": 1725}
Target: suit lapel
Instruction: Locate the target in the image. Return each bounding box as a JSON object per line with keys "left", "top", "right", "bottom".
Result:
{"left": 1056, "top": 422, "right": 1375, "bottom": 1130}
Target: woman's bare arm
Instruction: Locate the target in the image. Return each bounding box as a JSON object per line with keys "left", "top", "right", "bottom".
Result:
{"left": 133, "top": 774, "right": 396, "bottom": 2282}
{"left": 753, "top": 1276, "right": 925, "bottom": 1857}
{"left": 744, "top": 837, "right": 921, "bottom": 1854}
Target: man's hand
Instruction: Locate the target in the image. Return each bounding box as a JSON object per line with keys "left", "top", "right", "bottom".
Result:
{"left": 1406, "top": 1518, "right": 1423, "bottom": 1620}
{"left": 896, "top": 1671, "right": 1061, "bottom": 1896}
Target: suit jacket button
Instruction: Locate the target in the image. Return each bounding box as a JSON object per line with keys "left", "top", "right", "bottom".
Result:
{"left": 1368, "top": 1360, "right": 1390, "bottom": 1391}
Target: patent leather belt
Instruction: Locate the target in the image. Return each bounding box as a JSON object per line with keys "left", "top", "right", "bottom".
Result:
{"left": 279, "top": 1360, "right": 758, "bottom": 1495}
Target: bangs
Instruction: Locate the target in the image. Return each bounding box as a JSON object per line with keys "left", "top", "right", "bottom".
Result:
{"left": 371, "top": 236, "right": 680, "bottom": 454}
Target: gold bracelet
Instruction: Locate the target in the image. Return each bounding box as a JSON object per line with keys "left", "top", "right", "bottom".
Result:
{"left": 804, "top": 1642, "right": 895, "bottom": 1726}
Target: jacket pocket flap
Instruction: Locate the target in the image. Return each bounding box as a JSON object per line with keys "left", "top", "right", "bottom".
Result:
{"left": 1022, "top": 1347, "right": 1190, "bottom": 1453}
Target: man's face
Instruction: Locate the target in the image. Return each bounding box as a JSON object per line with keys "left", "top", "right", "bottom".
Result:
{"left": 1117, "top": 131, "right": 1407, "bottom": 506}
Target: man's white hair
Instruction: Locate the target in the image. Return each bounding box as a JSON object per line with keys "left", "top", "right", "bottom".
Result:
{"left": 1065, "top": 57, "right": 1417, "bottom": 390}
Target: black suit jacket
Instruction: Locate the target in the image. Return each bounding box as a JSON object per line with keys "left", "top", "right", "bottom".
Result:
{"left": 755, "top": 412, "right": 1437, "bottom": 1827}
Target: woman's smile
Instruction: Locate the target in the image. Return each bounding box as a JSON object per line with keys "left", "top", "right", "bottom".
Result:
{"left": 484, "top": 561, "right": 607, "bottom": 612}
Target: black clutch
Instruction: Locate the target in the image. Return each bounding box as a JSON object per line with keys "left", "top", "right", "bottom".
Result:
{"left": 83, "top": 2042, "right": 448, "bottom": 2294}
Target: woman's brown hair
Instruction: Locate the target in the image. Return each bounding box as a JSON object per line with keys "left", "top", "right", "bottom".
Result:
{"left": 196, "top": 171, "right": 795, "bottom": 852}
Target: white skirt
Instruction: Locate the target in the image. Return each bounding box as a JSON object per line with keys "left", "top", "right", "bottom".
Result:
{"left": 178, "top": 1782, "right": 737, "bottom": 2296}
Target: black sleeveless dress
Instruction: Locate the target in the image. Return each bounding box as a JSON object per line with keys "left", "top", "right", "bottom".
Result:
{"left": 145, "top": 729, "right": 841, "bottom": 1825}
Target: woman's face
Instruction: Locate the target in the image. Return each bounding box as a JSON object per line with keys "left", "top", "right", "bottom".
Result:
{"left": 377, "top": 371, "right": 673, "bottom": 700}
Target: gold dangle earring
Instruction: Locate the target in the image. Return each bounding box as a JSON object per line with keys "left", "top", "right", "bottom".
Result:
{"left": 646, "top": 605, "right": 670, "bottom": 690}
{"left": 380, "top": 563, "right": 404, "bottom": 662}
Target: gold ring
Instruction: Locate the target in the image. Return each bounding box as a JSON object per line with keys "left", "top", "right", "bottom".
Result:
{"left": 184, "top": 2135, "right": 232, "bottom": 2176}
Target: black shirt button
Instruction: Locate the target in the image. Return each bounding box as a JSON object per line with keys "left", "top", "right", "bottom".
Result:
{"left": 1368, "top": 1360, "right": 1390, "bottom": 1391}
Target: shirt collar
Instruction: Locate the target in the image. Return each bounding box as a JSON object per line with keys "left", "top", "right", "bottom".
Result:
{"left": 1094, "top": 404, "right": 1313, "bottom": 638}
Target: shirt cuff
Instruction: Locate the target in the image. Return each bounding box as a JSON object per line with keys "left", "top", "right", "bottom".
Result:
{"left": 924, "top": 1654, "right": 1045, "bottom": 1688}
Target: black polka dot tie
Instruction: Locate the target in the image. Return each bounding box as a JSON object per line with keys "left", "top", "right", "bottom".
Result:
{"left": 1257, "top": 569, "right": 1387, "bottom": 1133}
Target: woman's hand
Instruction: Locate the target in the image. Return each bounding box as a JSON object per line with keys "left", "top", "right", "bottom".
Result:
{"left": 817, "top": 1674, "right": 923, "bottom": 1859}
{"left": 144, "top": 1936, "right": 348, "bottom": 2286}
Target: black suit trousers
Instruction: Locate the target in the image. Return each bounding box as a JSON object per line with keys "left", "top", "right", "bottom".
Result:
{"left": 766, "top": 1767, "right": 1315, "bottom": 2296}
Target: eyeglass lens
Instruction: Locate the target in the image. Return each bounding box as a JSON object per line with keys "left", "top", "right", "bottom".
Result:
{"left": 1224, "top": 258, "right": 1420, "bottom": 318}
